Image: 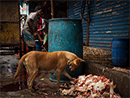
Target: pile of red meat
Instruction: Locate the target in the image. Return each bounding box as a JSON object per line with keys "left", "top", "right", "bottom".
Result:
{"left": 60, "top": 74, "right": 121, "bottom": 98}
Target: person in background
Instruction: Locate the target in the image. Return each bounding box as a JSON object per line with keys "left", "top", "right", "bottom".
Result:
{"left": 20, "top": 15, "right": 27, "bottom": 22}
{"left": 21, "top": 6, "right": 47, "bottom": 85}
{"left": 22, "top": 5, "right": 45, "bottom": 51}
{"left": 36, "top": 7, "right": 48, "bottom": 51}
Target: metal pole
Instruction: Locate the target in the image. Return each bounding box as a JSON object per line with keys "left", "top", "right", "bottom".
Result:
{"left": 51, "top": 0, "right": 54, "bottom": 18}
{"left": 67, "top": 0, "right": 69, "bottom": 17}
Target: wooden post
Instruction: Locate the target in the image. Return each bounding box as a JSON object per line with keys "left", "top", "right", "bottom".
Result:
{"left": 51, "top": 0, "right": 54, "bottom": 18}
{"left": 86, "top": 0, "right": 90, "bottom": 46}
{"left": 128, "top": 11, "right": 130, "bottom": 40}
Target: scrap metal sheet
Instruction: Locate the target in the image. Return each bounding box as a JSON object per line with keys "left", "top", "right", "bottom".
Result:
{"left": 1, "top": 23, "right": 20, "bottom": 45}
{"left": 0, "top": 1, "right": 20, "bottom": 46}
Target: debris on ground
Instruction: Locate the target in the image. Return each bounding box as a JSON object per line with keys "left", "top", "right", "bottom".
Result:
{"left": 83, "top": 46, "right": 112, "bottom": 65}
{"left": 112, "top": 67, "right": 130, "bottom": 74}
{"left": 83, "top": 46, "right": 130, "bottom": 74}
{"left": 59, "top": 74, "right": 121, "bottom": 98}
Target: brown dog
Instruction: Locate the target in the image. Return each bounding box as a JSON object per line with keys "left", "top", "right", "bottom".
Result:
{"left": 14, "top": 51, "right": 85, "bottom": 92}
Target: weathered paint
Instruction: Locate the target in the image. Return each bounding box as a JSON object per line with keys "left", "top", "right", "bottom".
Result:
{"left": 69, "top": 0, "right": 129, "bottom": 50}
{"left": 0, "top": 1, "right": 20, "bottom": 46}
{"left": 1, "top": 23, "right": 20, "bottom": 45}
{"left": 48, "top": 18, "right": 83, "bottom": 57}
{"left": 48, "top": 18, "right": 83, "bottom": 80}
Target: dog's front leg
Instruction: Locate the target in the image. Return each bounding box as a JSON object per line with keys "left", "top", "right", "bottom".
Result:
{"left": 56, "top": 68, "right": 61, "bottom": 85}
{"left": 62, "top": 70, "right": 74, "bottom": 80}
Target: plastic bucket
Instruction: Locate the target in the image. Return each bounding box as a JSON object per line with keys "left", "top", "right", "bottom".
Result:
{"left": 111, "top": 38, "right": 129, "bottom": 67}
{"left": 36, "top": 42, "right": 41, "bottom": 51}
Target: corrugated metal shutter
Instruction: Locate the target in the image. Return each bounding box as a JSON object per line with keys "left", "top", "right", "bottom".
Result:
{"left": 69, "top": 0, "right": 129, "bottom": 50}
{"left": 69, "top": 1, "right": 87, "bottom": 45}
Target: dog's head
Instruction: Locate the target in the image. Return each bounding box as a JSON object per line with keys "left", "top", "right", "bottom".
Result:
{"left": 68, "top": 58, "right": 85, "bottom": 72}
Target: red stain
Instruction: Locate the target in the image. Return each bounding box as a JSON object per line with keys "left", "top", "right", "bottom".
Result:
{"left": 0, "top": 81, "right": 27, "bottom": 92}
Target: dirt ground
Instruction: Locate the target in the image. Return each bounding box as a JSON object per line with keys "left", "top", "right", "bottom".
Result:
{"left": 0, "top": 55, "right": 69, "bottom": 98}
{"left": 0, "top": 53, "right": 129, "bottom": 98}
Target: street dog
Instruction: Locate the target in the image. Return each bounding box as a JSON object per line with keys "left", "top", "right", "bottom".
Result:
{"left": 14, "top": 51, "right": 85, "bottom": 92}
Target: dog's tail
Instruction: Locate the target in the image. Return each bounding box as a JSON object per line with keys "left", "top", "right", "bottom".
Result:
{"left": 14, "top": 52, "right": 30, "bottom": 79}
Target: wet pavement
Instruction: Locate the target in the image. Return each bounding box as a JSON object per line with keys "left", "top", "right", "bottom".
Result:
{"left": 0, "top": 55, "right": 70, "bottom": 98}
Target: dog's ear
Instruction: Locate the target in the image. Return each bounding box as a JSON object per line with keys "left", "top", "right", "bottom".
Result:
{"left": 73, "top": 59, "right": 80, "bottom": 66}
{"left": 79, "top": 58, "right": 85, "bottom": 62}
{"left": 73, "top": 58, "right": 85, "bottom": 66}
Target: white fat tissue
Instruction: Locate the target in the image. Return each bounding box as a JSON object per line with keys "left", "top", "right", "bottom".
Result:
{"left": 61, "top": 74, "right": 121, "bottom": 98}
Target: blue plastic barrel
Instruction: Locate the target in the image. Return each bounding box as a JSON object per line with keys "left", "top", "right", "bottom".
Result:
{"left": 48, "top": 18, "right": 83, "bottom": 81}
{"left": 36, "top": 42, "right": 42, "bottom": 51}
{"left": 111, "top": 38, "right": 129, "bottom": 67}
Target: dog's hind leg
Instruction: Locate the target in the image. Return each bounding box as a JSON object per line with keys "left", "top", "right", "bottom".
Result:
{"left": 28, "top": 68, "right": 38, "bottom": 93}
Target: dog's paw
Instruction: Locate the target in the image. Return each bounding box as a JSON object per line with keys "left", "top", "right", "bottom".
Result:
{"left": 28, "top": 87, "right": 36, "bottom": 93}
{"left": 71, "top": 77, "right": 76, "bottom": 80}
{"left": 32, "top": 86, "right": 39, "bottom": 91}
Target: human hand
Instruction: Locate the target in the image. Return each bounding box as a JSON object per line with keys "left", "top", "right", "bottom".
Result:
{"left": 33, "top": 32, "right": 38, "bottom": 37}
{"left": 43, "top": 42, "right": 46, "bottom": 46}
{"left": 37, "top": 28, "right": 43, "bottom": 32}
{"left": 37, "top": 29, "right": 40, "bottom": 32}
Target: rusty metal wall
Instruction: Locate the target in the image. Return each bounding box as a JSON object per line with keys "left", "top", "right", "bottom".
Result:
{"left": 0, "top": 1, "right": 20, "bottom": 46}
{"left": 68, "top": 0, "right": 129, "bottom": 50}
